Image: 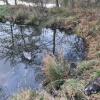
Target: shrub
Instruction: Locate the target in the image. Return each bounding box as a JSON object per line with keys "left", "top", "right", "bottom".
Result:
{"left": 61, "top": 79, "right": 87, "bottom": 100}
{"left": 15, "top": 9, "right": 29, "bottom": 24}
{"left": 0, "top": 5, "right": 9, "bottom": 16}
{"left": 62, "top": 79, "right": 84, "bottom": 92}
{"left": 49, "top": 7, "right": 73, "bottom": 17}
{"left": 96, "top": 51, "right": 100, "bottom": 58}
{"left": 10, "top": 90, "right": 54, "bottom": 100}
{"left": 0, "top": 15, "right": 5, "bottom": 22}
{"left": 43, "top": 55, "right": 69, "bottom": 94}
{"left": 93, "top": 71, "right": 100, "bottom": 78}
{"left": 26, "top": 15, "right": 40, "bottom": 26}
{"left": 77, "top": 60, "right": 94, "bottom": 75}
{"left": 43, "top": 55, "right": 69, "bottom": 82}
{"left": 49, "top": 7, "right": 66, "bottom": 15}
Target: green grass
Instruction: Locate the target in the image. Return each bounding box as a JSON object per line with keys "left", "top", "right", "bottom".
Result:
{"left": 77, "top": 60, "right": 94, "bottom": 75}
{"left": 0, "top": 5, "right": 9, "bottom": 16}
{"left": 61, "top": 79, "right": 87, "bottom": 100}
{"left": 43, "top": 55, "right": 69, "bottom": 82}
{"left": 0, "top": 5, "right": 10, "bottom": 22}
{"left": 93, "top": 71, "right": 100, "bottom": 78}
{"left": 11, "top": 90, "right": 38, "bottom": 100}
{"left": 96, "top": 51, "right": 100, "bottom": 58}
{"left": 62, "top": 79, "right": 85, "bottom": 91}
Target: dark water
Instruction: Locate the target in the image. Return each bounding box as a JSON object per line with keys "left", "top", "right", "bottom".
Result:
{"left": 0, "top": 22, "right": 86, "bottom": 99}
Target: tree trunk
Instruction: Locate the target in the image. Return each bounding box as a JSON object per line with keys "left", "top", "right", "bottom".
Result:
{"left": 5, "top": 0, "right": 9, "bottom": 5}
{"left": 63, "top": 0, "right": 69, "bottom": 7}
{"left": 55, "top": 0, "right": 59, "bottom": 7}
{"left": 15, "top": 0, "right": 17, "bottom": 5}
{"left": 70, "top": 0, "right": 75, "bottom": 8}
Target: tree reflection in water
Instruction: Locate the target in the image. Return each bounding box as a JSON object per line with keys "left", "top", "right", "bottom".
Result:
{"left": 0, "top": 23, "right": 87, "bottom": 66}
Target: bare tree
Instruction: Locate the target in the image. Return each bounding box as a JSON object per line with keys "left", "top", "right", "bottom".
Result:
{"left": 55, "top": 0, "right": 59, "bottom": 7}
{"left": 15, "top": 0, "right": 17, "bottom": 5}
{"left": 3, "top": 0, "right": 9, "bottom": 5}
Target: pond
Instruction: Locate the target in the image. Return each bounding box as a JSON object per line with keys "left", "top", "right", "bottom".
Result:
{"left": 0, "top": 22, "right": 87, "bottom": 99}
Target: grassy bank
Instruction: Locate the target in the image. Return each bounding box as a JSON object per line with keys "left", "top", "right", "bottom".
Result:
{"left": 10, "top": 57, "right": 100, "bottom": 100}
{"left": 0, "top": 5, "right": 42, "bottom": 24}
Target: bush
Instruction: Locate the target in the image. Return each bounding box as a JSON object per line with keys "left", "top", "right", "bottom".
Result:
{"left": 49, "top": 7, "right": 66, "bottom": 14}
{"left": 96, "top": 51, "right": 100, "bottom": 58}
{"left": 49, "top": 7, "right": 73, "bottom": 17}
{"left": 61, "top": 79, "right": 87, "bottom": 100}
{"left": 0, "top": 5, "right": 9, "bottom": 16}
{"left": 43, "top": 55, "right": 69, "bottom": 94}
{"left": 0, "top": 15, "right": 5, "bottom": 22}
{"left": 93, "top": 71, "right": 100, "bottom": 78}
{"left": 62, "top": 79, "right": 84, "bottom": 92}
{"left": 43, "top": 55, "right": 69, "bottom": 82}
{"left": 26, "top": 15, "right": 40, "bottom": 26}
{"left": 77, "top": 60, "right": 95, "bottom": 75}
{"left": 15, "top": 9, "right": 29, "bottom": 24}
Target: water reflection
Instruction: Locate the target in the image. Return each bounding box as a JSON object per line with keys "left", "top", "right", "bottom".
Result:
{"left": 0, "top": 22, "right": 86, "bottom": 99}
